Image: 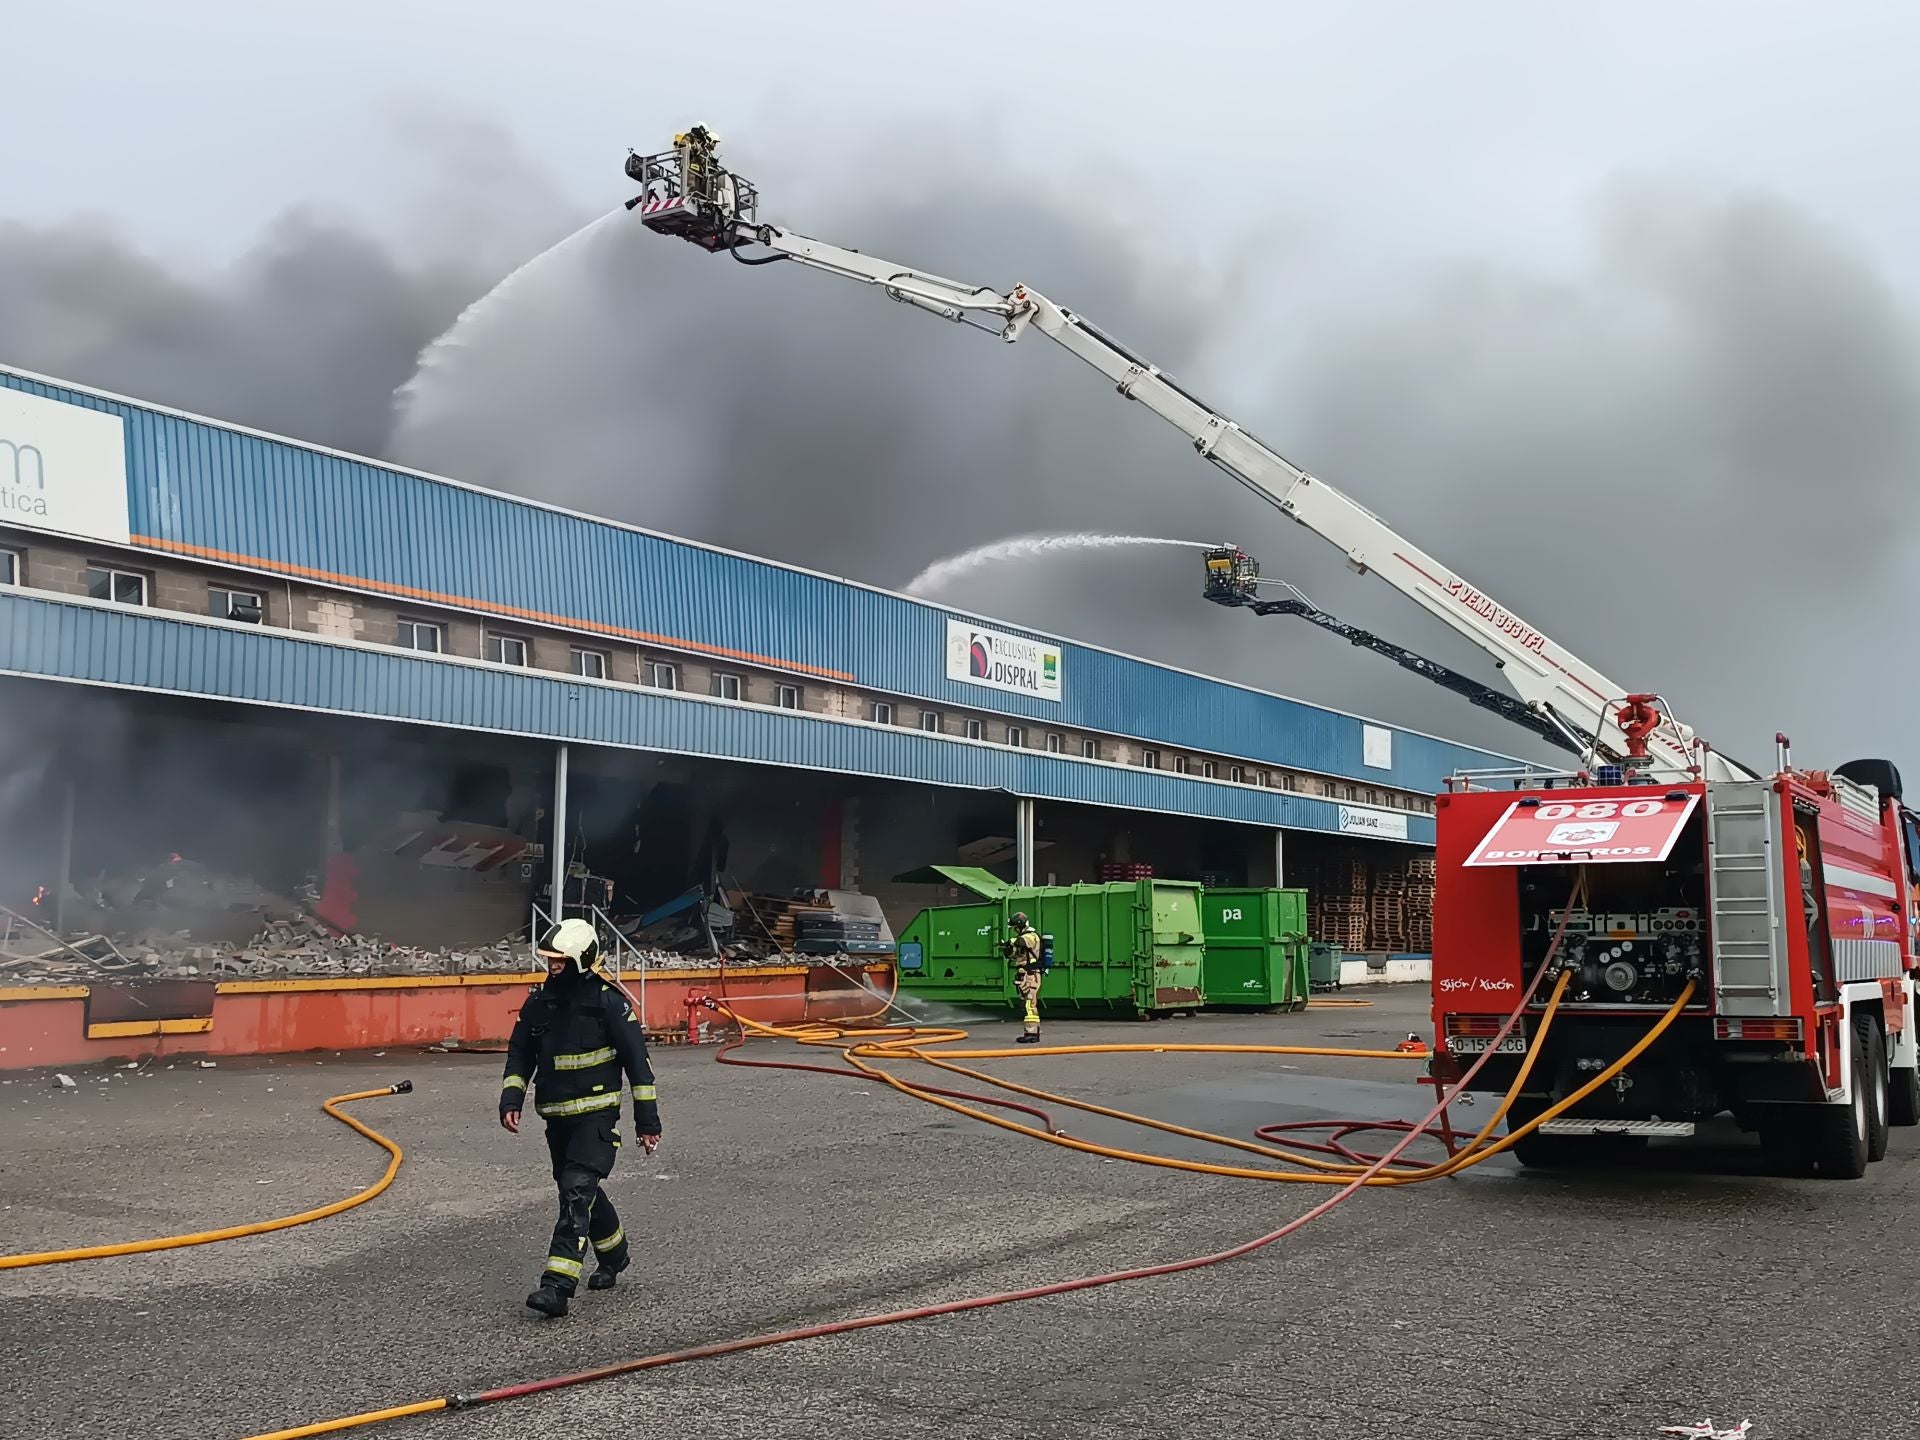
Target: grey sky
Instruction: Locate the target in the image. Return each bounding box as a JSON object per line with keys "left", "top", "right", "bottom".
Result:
{"left": 4, "top": 2, "right": 1918, "bottom": 768}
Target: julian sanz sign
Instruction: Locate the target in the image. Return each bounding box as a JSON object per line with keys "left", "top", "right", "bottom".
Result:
{"left": 945, "top": 618, "right": 1063, "bottom": 703}
{"left": 0, "top": 385, "right": 131, "bottom": 544}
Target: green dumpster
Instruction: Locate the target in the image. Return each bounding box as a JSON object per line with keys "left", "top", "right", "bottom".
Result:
{"left": 1307, "top": 942, "right": 1344, "bottom": 991}
{"left": 1200, "top": 888, "right": 1311, "bottom": 1011}
{"left": 895, "top": 866, "right": 1205, "bottom": 1019}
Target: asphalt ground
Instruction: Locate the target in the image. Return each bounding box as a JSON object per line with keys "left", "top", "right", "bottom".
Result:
{"left": 3, "top": 984, "right": 1916, "bottom": 1440}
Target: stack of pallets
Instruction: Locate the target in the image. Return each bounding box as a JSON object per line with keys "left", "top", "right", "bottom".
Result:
{"left": 1406, "top": 855, "right": 1436, "bottom": 953}
{"left": 1368, "top": 870, "right": 1410, "bottom": 953}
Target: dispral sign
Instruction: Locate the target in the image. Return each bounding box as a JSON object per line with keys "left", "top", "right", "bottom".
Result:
{"left": 0, "top": 387, "right": 130, "bottom": 545}
{"left": 945, "top": 618, "right": 1062, "bottom": 702}
{"left": 1338, "top": 805, "right": 1410, "bottom": 841}
{"left": 1464, "top": 792, "right": 1702, "bottom": 868}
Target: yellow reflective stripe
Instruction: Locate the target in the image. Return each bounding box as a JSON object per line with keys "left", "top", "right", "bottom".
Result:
{"left": 631, "top": 1084, "right": 657, "bottom": 1101}
{"left": 544, "top": 1256, "right": 584, "bottom": 1277}
{"left": 552, "top": 1047, "right": 617, "bottom": 1071}
{"left": 592, "top": 1227, "right": 625, "bottom": 1253}
{"left": 501, "top": 1075, "right": 527, "bottom": 1091}
{"left": 534, "top": 1091, "right": 622, "bottom": 1118}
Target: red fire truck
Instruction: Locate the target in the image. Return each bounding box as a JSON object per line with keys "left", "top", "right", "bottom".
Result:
{"left": 623, "top": 126, "right": 1919, "bottom": 1177}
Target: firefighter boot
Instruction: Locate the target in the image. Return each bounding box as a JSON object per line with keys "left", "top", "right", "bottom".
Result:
{"left": 525, "top": 1284, "right": 569, "bottom": 1318}
{"left": 588, "top": 1255, "right": 628, "bottom": 1291}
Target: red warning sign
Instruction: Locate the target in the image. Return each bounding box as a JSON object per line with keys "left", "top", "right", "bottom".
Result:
{"left": 1464, "top": 792, "right": 1702, "bottom": 868}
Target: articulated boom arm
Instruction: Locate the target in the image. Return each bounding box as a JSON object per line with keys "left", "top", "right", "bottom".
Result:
{"left": 625, "top": 130, "right": 1752, "bottom": 783}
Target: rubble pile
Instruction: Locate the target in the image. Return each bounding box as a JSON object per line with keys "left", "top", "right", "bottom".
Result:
{"left": 1, "top": 905, "right": 895, "bottom": 987}
{"left": 2, "top": 858, "right": 899, "bottom": 987}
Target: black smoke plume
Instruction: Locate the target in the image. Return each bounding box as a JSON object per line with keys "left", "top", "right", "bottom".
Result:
{"left": 4, "top": 130, "right": 1917, "bottom": 765}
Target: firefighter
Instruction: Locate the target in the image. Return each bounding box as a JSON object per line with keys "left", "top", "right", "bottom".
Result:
{"left": 500, "top": 917, "right": 662, "bottom": 1318}
{"left": 1002, "top": 910, "right": 1044, "bottom": 1044}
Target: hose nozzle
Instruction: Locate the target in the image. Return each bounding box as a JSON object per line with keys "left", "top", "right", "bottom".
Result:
{"left": 390, "top": 1079, "right": 414, "bottom": 1095}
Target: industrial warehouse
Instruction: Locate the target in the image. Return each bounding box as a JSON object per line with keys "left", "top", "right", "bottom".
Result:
{"left": 0, "top": 362, "right": 1524, "bottom": 1063}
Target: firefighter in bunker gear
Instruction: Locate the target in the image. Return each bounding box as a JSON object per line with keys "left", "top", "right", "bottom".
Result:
{"left": 1002, "top": 911, "right": 1044, "bottom": 1044}
{"left": 500, "top": 917, "right": 662, "bottom": 1318}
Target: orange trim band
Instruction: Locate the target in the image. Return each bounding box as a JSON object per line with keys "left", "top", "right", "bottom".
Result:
{"left": 132, "top": 535, "right": 859, "bottom": 682}
{"left": 86, "top": 1017, "right": 215, "bottom": 1039}
{"left": 0, "top": 986, "right": 90, "bottom": 1003}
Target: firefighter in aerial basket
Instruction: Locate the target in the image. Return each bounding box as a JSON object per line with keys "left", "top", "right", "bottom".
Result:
{"left": 1002, "top": 910, "right": 1045, "bottom": 1044}
{"left": 500, "top": 917, "right": 662, "bottom": 1318}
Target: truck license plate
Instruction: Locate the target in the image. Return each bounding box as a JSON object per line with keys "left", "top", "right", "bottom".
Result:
{"left": 1447, "top": 1034, "right": 1528, "bottom": 1055}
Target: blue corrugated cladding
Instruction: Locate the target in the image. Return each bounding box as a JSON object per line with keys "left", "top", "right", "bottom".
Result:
{"left": 4, "top": 370, "right": 1516, "bottom": 793}
{"left": 0, "top": 592, "right": 1434, "bottom": 844}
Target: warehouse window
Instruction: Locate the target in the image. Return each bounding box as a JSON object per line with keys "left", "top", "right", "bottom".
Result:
{"left": 871, "top": 702, "right": 894, "bottom": 725}
{"left": 1283, "top": 775, "right": 1297, "bottom": 792}
{"left": 208, "top": 586, "right": 263, "bottom": 623}
{"left": 648, "top": 661, "right": 680, "bottom": 691}
{"left": 1173, "top": 756, "right": 1190, "bottom": 775}
{"left": 1082, "top": 739, "right": 1099, "bottom": 760}
{"left": 711, "top": 672, "right": 743, "bottom": 702}
{"left": 399, "top": 619, "right": 443, "bottom": 653}
{"left": 1142, "top": 749, "right": 1160, "bottom": 770}
{"left": 487, "top": 634, "right": 529, "bottom": 667}
{"left": 1259, "top": 771, "right": 1274, "bottom": 788}
{"left": 1046, "top": 733, "right": 1064, "bottom": 754}
{"left": 1202, "top": 760, "right": 1217, "bottom": 779}
{"left": 776, "top": 684, "right": 802, "bottom": 710}
{"left": 965, "top": 719, "right": 983, "bottom": 741}
{"left": 1229, "top": 765, "right": 1245, "bottom": 784}
{"left": 1006, "top": 725, "right": 1025, "bottom": 747}
{"left": 570, "top": 648, "right": 607, "bottom": 680}
{"left": 85, "top": 565, "right": 146, "bottom": 607}
{"left": 920, "top": 710, "right": 942, "bottom": 733}
{"left": 1344, "top": 784, "right": 1358, "bottom": 801}
{"left": 0, "top": 549, "right": 18, "bottom": 586}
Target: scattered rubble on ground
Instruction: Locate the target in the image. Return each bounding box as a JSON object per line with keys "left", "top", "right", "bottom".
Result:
{"left": 1, "top": 868, "right": 896, "bottom": 987}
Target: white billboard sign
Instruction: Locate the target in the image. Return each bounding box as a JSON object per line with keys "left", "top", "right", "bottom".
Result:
{"left": 945, "top": 618, "right": 1062, "bottom": 703}
{"left": 1338, "top": 804, "right": 1410, "bottom": 841}
{"left": 1363, "top": 724, "right": 1393, "bottom": 770}
{"left": 0, "top": 387, "right": 130, "bottom": 545}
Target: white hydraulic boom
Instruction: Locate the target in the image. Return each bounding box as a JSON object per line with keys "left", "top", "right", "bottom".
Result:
{"left": 624, "top": 128, "right": 1755, "bottom": 784}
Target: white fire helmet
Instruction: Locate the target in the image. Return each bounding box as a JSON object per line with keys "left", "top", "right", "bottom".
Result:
{"left": 537, "top": 917, "right": 601, "bottom": 973}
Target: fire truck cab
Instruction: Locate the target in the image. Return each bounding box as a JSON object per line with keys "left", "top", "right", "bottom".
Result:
{"left": 1431, "top": 754, "right": 1920, "bottom": 1178}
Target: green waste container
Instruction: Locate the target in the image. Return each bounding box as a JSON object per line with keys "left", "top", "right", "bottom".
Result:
{"left": 895, "top": 865, "right": 1205, "bottom": 1019}
{"left": 1307, "top": 942, "right": 1344, "bottom": 991}
{"left": 1199, "top": 888, "right": 1310, "bottom": 1011}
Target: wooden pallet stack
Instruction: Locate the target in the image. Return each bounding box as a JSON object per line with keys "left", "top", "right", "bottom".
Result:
{"left": 726, "top": 887, "right": 834, "bottom": 952}
{"left": 1368, "top": 869, "right": 1410, "bottom": 953}
{"left": 1297, "top": 845, "right": 1440, "bottom": 953}
{"left": 1406, "top": 855, "right": 1436, "bottom": 953}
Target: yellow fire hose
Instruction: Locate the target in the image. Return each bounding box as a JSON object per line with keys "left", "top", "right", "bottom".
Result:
{"left": 233, "top": 973, "right": 1693, "bottom": 1440}
{"left": 719, "top": 971, "right": 1694, "bottom": 1184}
{"left": 0, "top": 1081, "right": 413, "bottom": 1270}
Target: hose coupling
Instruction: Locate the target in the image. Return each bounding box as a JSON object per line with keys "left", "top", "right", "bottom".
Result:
{"left": 390, "top": 1079, "right": 415, "bottom": 1095}
{"left": 447, "top": 1393, "right": 480, "bottom": 1411}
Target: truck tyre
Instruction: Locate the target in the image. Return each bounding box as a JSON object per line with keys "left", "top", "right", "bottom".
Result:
{"left": 1807, "top": 1023, "right": 1873, "bottom": 1179}
{"left": 1888, "top": 1057, "right": 1920, "bottom": 1128}
{"left": 1505, "top": 1100, "right": 1614, "bottom": 1169}
{"left": 1857, "top": 1014, "right": 1889, "bottom": 1162}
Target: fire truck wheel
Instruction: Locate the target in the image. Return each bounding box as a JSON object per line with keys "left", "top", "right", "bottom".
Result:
{"left": 1805, "top": 1022, "right": 1873, "bottom": 1179}
{"left": 1504, "top": 1101, "right": 1641, "bottom": 1169}
{"left": 1888, "top": 1056, "right": 1920, "bottom": 1128}
{"left": 1856, "top": 1014, "right": 1889, "bottom": 1163}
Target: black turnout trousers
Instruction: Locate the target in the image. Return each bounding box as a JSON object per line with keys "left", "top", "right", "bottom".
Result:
{"left": 540, "top": 1111, "right": 631, "bottom": 1293}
